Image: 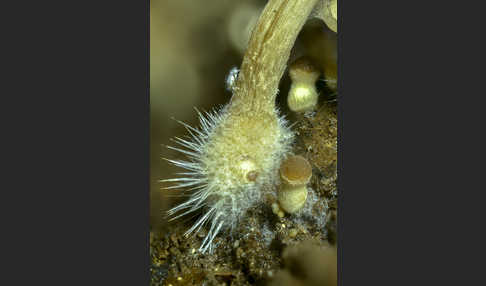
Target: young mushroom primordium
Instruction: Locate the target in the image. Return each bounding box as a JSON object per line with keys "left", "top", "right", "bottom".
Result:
{"left": 278, "top": 155, "right": 313, "bottom": 214}
{"left": 287, "top": 57, "right": 321, "bottom": 113}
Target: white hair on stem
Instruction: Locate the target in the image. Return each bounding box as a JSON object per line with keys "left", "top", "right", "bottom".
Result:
{"left": 161, "top": 0, "right": 320, "bottom": 253}
{"left": 162, "top": 105, "right": 293, "bottom": 253}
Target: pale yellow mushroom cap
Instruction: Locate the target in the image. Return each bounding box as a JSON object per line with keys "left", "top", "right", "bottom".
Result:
{"left": 287, "top": 58, "right": 321, "bottom": 112}
{"left": 279, "top": 155, "right": 312, "bottom": 214}
{"left": 280, "top": 155, "right": 312, "bottom": 187}
{"left": 289, "top": 58, "right": 320, "bottom": 83}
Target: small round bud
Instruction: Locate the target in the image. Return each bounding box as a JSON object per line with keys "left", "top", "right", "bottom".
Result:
{"left": 238, "top": 158, "right": 259, "bottom": 183}
{"left": 247, "top": 170, "right": 258, "bottom": 182}
{"left": 271, "top": 202, "right": 285, "bottom": 218}
{"left": 278, "top": 155, "right": 312, "bottom": 214}
{"left": 287, "top": 58, "right": 320, "bottom": 113}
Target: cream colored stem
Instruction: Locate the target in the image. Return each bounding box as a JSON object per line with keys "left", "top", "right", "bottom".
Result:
{"left": 231, "top": 0, "right": 320, "bottom": 114}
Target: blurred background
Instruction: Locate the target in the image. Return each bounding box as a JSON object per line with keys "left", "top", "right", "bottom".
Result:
{"left": 150, "top": 0, "right": 337, "bottom": 231}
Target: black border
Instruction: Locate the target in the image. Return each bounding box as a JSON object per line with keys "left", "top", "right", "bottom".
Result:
{"left": 4, "top": 0, "right": 473, "bottom": 284}
{"left": 337, "top": 0, "right": 343, "bottom": 285}
{"left": 338, "top": 0, "right": 476, "bottom": 285}
{"left": 3, "top": 0, "right": 150, "bottom": 284}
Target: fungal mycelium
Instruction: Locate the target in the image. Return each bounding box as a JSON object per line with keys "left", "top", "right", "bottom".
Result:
{"left": 162, "top": 0, "right": 321, "bottom": 253}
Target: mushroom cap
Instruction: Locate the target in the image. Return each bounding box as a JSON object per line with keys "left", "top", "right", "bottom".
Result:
{"left": 280, "top": 155, "right": 312, "bottom": 186}
{"left": 289, "top": 57, "right": 320, "bottom": 83}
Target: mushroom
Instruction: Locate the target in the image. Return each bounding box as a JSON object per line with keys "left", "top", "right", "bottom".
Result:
{"left": 278, "top": 155, "right": 312, "bottom": 213}
{"left": 287, "top": 57, "right": 321, "bottom": 113}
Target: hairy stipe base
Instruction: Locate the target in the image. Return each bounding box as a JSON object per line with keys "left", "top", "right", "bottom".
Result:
{"left": 163, "top": 104, "right": 294, "bottom": 253}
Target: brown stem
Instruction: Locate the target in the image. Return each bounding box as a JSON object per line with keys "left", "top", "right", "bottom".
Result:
{"left": 231, "top": 0, "right": 320, "bottom": 114}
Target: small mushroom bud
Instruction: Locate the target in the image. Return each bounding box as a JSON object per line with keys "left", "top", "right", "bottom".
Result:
{"left": 278, "top": 155, "right": 312, "bottom": 214}
{"left": 238, "top": 157, "right": 259, "bottom": 182}
{"left": 287, "top": 58, "right": 321, "bottom": 113}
